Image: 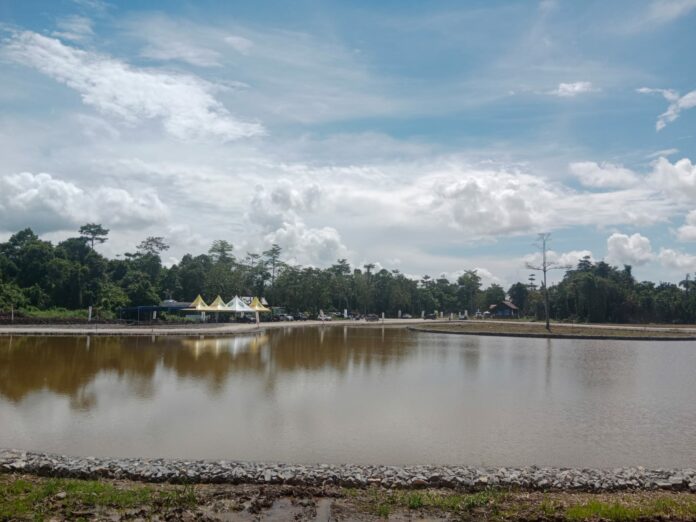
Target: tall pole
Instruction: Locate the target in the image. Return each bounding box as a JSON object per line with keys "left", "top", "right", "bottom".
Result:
{"left": 526, "top": 233, "right": 569, "bottom": 332}
{"left": 542, "top": 234, "right": 550, "bottom": 331}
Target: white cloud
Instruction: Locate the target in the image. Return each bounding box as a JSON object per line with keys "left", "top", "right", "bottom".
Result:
{"left": 658, "top": 248, "right": 696, "bottom": 271}
{"left": 71, "top": 0, "right": 110, "bottom": 14}
{"left": 676, "top": 210, "right": 696, "bottom": 241}
{"left": 249, "top": 181, "right": 323, "bottom": 231}
{"left": 523, "top": 250, "right": 594, "bottom": 270}
{"left": 548, "top": 81, "right": 599, "bottom": 97}
{"left": 627, "top": 0, "right": 696, "bottom": 31}
{"left": 248, "top": 181, "right": 347, "bottom": 265}
{"left": 569, "top": 161, "right": 639, "bottom": 188}
{"left": 0, "top": 172, "right": 168, "bottom": 233}
{"left": 638, "top": 87, "right": 696, "bottom": 130}
{"left": 606, "top": 232, "right": 654, "bottom": 266}
{"left": 646, "top": 148, "right": 679, "bottom": 159}
{"left": 3, "top": 31, "right": 264, "bottom": 142}
{"left": 648, "top": 156, "right": 696, "bottom": 200}
{"left": 53, "top": 15, "right": 94, "bottom": 42}
{"left": 224, "top": 35, "right": 253, "bottom": 55}
{"left": 141, "top": 40, "right": 222, "bottom": 68}
{"left": 264, "top": 222, "right": 349, "bottom": 266}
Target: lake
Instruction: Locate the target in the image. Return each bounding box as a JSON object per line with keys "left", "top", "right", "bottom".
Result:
{"left": 1, "top": 327, "right": 695, "bottom": 467}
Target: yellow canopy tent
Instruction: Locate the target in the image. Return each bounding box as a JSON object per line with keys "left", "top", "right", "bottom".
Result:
{"left": 249, "top": 296, "right": 270, "bottom": 326}
{"left": 207, "top": 295, "right": 230, "bottom": 311}
{"left": 250, "top": 297, "right": 271, "bottom": 312}
{"left": 184, "top": 295, "right": 208, "bottom": 311}
{"left": 183, "top": 294, "right": 210, "bottom": 322}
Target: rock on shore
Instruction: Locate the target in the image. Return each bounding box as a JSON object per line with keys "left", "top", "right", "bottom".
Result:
{"left": 2, "top": 449, "right": 695, "bottom": 492}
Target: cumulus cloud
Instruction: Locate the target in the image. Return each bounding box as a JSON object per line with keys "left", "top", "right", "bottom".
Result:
{"left": 248, "top": 181, "right": 348, "bottom": 265}
{"left": 606, "top": 232, "right": 654, "bottom": 266}
{"left": 401, "top": 162, "right": 671, "bottom": 236}
{"left": 264, "top": 221, "right": 349, "bottom": 266}
{"left": 570, "top": 161, "right": 639, "bottom": 188}
{"left": 0, "top": 172, "right": 167, "bottom": 233}
{"left": 638, "top": 87, "right": 696, "bottom": 130}
{"left": 676, "top": 210, "right": 696, "bottom": 241}
{"left": 250, "top": 181, "right": 323, "bottom": 230}
{"left": 658, "top": 248, "right": 696, "bottom": 271}
{"left": 3, "top": 31, "right": 264, "bottom": 141}
{"left": 648, "top": 156, "right": 696, "bottom": 200}
{"left": 548, "top": 81, "right": 599, "bottom": 97}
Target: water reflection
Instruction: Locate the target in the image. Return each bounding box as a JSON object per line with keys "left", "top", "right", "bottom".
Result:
{"left": 0, "top": 328, "right": 413, "bottom": 404}
{"left": 1, "top": 329, "right": 695, "bottom": 467}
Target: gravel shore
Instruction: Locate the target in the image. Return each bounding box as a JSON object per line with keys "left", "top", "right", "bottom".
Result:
{"left": 2, "top": 450, "right": 695, "bottom": 492}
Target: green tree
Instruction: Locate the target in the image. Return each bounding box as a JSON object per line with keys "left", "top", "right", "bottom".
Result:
{"left": 137, "top": 236, "right": 169, "bottom": 255}
{"left": 507, "top": 282, "right": 529, "bottom": 314}
{"left": 209, "top": 240, "right": 235, "bottom": 263}
{"left": 78, "top": 223, "right": 109, "bottom": 249}
{"left": 457, "top": 270, "right": 481, "bottom": 313}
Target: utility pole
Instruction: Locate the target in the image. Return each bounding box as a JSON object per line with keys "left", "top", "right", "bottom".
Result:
{"left": 525, "top": 233, "right": 569, "bottom": 331}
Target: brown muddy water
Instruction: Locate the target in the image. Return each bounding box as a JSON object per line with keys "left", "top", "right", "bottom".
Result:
{"left": 1, "top": 327, "right": 695, "bottom": 467}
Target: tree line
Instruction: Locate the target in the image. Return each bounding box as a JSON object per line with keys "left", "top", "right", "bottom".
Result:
{"left": 0, "top": 225, "right": 694, "bottom": 323}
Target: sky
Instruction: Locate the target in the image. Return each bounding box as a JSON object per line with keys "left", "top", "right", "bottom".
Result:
{"left": 1, "top": 0, "right": 695, "bottom": 287}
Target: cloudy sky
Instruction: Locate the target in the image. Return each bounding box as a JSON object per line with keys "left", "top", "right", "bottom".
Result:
{"left": 1, "top": 0, "right": 695, "bottom": 286}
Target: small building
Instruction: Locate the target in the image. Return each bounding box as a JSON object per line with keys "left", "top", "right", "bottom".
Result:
{"left": 488, "top": 300, "right": 519, "bottom": 318}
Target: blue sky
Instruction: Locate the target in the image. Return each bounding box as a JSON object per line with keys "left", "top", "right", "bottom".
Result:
{"left": 1, "top": 0, "right": 695, "bottom": 286}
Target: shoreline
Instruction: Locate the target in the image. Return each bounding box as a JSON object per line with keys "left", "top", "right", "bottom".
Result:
{"left": 2, "top": 449, "right": 695, "bottom": 492}
{"left": 0, "top": 318, "right": 429, "bottom": 337}
{"left": 2, "top": 318, "right": 696, "bottom": 340}
{"left": 409, "top": 326, "right": 696, "bottom": 341}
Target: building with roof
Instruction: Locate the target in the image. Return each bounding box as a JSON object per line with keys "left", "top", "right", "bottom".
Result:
{"left": 488, "top": 300, "right": 519, "bottom": 318}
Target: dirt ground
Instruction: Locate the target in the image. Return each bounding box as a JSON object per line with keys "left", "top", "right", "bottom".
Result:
{"left": 3, "top": 473, "right": 696, "bottom": 521}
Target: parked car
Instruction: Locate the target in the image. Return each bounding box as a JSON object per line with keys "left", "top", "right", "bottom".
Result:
{"left": 294, "top": 312, "right": 308, "bottom": 321}
{"left": 425, "top": 313, "right": 437, "bottom": 320}
{"left": 365, "top": 314, "right": 380, "bottom": 322}
{"left": 284, "top": 314, "right": 294, "bottom": 321}
{"left": 474, "top": 311, "right": 483, "bottom": 319}
{"left": 402, "top": 313, "right": 412, "bottom": 319}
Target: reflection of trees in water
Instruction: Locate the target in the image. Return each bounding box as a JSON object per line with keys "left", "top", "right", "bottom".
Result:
{"left": 0, "top": 328, "right": 413, "bottom": 407}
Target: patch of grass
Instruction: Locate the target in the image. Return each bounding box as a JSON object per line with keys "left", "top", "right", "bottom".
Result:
{"left": 566, "top": 500, "right": 643, "bottom": 521}
{"left": 539, "top": 496, "right": 558, "bottom": 516}
{"left": 0, "top": 475, "right": 201, "bottom": 520}
{"left": 565, "top": 497, "right": 696, "bottom": 521}
{"left": 405, "top": 492, "right": 424, "bottom": 509}
{"left": 375, "top": 502, "right": 391, "bottom": 518}
{"left": 158, "top": 483, "right": 198, "bottom": 508}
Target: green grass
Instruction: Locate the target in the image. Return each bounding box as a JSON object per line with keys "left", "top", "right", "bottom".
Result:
{"left": 19, "top": 307, "right": 90, "bottom": 319}
{"left": 566, "top": 501, "right": 642, "bottom": 521}
{"left": 0, "top": 476, "right": 197, "bottom": 520}
{"left": 566, "top": 498, "right": 696, "bottom": 521}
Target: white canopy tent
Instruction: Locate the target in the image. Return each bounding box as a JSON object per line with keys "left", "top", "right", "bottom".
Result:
{"left": 226, "top": 296, "right": 255, "bottom": 313}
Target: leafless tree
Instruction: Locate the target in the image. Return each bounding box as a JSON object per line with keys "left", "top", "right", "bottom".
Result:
{"left": 525, "top": 233, "right": 570, "bottom": 331}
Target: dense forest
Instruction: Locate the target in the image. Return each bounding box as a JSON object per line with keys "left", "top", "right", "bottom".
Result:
{"left": 0, "top": 225, "right": 695, "bottom": 323}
